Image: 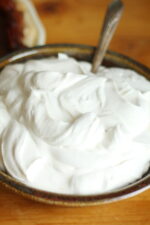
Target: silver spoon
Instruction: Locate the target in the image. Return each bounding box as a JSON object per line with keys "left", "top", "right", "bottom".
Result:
{"left": 91, "top": 0, "right": 124, "bottom": 73}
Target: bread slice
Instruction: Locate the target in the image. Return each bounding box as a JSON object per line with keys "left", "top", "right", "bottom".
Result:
{"left": 0, "top": 0, "right": 46, "bottom": 55}
{"left": 15, "top": 0, "right": 46, "bottom": 47}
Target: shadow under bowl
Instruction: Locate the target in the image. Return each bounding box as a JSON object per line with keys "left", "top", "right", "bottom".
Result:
{"left": 0, "top": 44, "right": 150, "bottom": 206}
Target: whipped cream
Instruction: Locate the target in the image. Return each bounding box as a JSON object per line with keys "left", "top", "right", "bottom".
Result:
{"left": 0, "top": 54, "right": 150, "bottom": 195}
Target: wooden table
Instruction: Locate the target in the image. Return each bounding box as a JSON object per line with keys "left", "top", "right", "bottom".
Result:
{"left": 0, "top": 0, "right": 150, "bottom": 224}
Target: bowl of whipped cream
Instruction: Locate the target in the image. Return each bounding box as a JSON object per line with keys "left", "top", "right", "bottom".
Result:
{"left": 0, "top": 44, "right": 149, "bottom": 206}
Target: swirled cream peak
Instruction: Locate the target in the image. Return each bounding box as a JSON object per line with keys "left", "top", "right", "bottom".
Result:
{"left": 0, "top": 53, "right": 150, "bottom": 194}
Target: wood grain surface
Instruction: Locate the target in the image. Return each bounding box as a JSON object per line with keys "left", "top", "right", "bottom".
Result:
{"left": 0, "top": 0, "right": 150, "bottom": 224}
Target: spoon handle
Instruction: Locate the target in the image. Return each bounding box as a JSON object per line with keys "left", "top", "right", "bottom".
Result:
{"left": 91, "top": 0, "right": 124, "bottom": 73}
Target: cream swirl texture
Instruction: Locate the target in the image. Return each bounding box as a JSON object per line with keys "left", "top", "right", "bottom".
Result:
{"left": 0, "top": 54, "right": 150, "bottom": 194}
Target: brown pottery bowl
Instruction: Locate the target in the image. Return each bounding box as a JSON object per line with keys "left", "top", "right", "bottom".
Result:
{"left": 0, "top": 44, "right": 149, "bottom": 206}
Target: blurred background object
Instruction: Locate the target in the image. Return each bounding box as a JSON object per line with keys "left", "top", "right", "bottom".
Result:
{"left": 0, "top": 0, "right": 45, "bottom": 55}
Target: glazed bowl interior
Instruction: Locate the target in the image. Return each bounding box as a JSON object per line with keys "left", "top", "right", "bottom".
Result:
{"left": 0, "top": 44, "right": 150, "bottom": 206}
